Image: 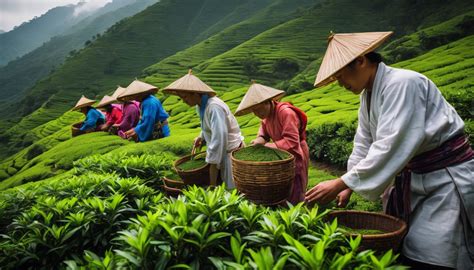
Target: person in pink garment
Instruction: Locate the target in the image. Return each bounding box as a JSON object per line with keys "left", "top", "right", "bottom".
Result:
{"left": 100, "top": 104, "right": 123, "bottom": 132}
{"left": 96, "top": 95, "right": 122, "bottom": 133}
{"left": 235, "top": 82, "right": 309, "bottom": 204}
{"left": 115, "top": 101, "right": 140, "bottom": 139}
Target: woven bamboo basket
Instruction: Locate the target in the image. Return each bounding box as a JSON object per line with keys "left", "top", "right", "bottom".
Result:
{"left": 71, "top": 122, "right": 83, "bottom": 137}
{"left": 174, "top": 152, "right": 211, "bottom": 186}
{"left": 231, "top": 147, "right": 295, "bottom": 205}
{"left": 327, "top": 210, "right": 407, "bottom": 252}
{"left": 162, "top": 180, "right": 182, "bottom": 197}
{"left": 162, "top": 176, "right": 185, "bottom": 190}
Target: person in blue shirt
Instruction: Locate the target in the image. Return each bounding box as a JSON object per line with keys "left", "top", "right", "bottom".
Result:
{"left": 117, "top": 80, "right": 170, "bottom": 142}
{"left": 71, "top": 95, "right": 105, "bottom": 135}
{"left": 80, "top": 106, "right": 105, "bottom": 131}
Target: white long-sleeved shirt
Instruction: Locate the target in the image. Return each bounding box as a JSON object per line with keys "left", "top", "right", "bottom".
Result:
{"left": 342, "top": 62, "right": 465, "bottom": 200}
{"left": 199, "top": 96, "right": 243, "bottom": 188}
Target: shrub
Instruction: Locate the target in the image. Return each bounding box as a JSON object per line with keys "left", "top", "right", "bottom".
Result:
{"left": 25, "top": 144, "right": 47, "bottom": 160}
{"left": 306, "top": 121, "right": 357, "bottom": 168}
{"left": 272, "top": 58, "right": 300, "bottom": 79}
{"left": 241, "top": 54, "right": 261, "bottom": 77}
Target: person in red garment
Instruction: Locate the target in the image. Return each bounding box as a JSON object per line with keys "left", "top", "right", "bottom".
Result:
{"left": 96, "top": 95, "right": 123, "bottom": 133}
{"left": 235, "top": 82, "right": 309, "bottom": 204}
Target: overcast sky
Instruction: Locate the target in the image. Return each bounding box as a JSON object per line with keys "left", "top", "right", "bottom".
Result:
{"left": 0, "top": 0, "right": 111, "bottom": 32}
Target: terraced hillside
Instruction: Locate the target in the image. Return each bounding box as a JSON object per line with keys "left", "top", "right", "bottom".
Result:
{"left": 0, "top": 0, "right": 314, "bottom": 160}
{"left": 1, "top": 35, "right": 472, "bottom": 192}
{"left": 0, "top": 0, "right": 473, "bottom": 187}
{"left": 2, "top": 0, "right": 472, "bottom": 161}
{"left": 0, "top": 0, "right": 157, "bottom": 109}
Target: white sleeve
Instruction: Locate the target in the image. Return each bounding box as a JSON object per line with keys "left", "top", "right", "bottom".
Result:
{"left": 341, "top": 78, "right": 426, "bottom": 200}
{"left": 205, "top": 105, "right": 228, "bottom": 168}
{"left": 347, "top": 94, "right": 373, "bottom": 171}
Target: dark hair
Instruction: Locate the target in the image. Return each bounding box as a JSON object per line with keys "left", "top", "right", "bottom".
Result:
{"left": 365, "top": 52, "right": 383, "bottom": 63}
{"left": 347, "top": 51, "right": 383, "bottom": 68}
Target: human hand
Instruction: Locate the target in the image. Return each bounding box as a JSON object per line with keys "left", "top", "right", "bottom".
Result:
{"left": 194, "top": 136, "right": 203, "bottom": 148}
{"left": 336, "top": 188, "right": 352, "bottom": 208}
{"left": 305, "top": 178, "right": 348, "bottom": 205}
{"left": 251, "top": 136, "right": 266, "bottom": 145}
{"left": 124, "top": 128, "right": 136, "bottom": 138}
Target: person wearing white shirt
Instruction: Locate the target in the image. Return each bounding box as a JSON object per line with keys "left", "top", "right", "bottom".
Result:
{"left": 305, "top": 32, "right": 473, "bottom": 269}
{"left": 163, "top": 70, "right": 244, "bottom": 188}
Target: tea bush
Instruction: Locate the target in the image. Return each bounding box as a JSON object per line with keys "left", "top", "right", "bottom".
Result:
{"left": 68, "top": 187, "right": 403, "bottom": 269}
{"left": 0, "top": 173, "right": 161, "bottom": 269}
{"left": 74, "top": 152, "right": 175, "bottom": 181}
{"left": 0, "top": 176, "right": 403, "bottom": 269}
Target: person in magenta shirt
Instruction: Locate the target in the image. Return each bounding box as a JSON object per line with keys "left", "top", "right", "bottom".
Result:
{"left": 115, "top": 101, "right": 140, "bottom": 139}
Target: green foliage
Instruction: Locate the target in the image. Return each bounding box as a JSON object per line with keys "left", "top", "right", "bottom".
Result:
{"left": 0, "top": 132, "right": 131, "bottom": 190}
{"left": 383, "top": 10, "right": 474, "bottom": 63}
{"left": 74, "top": 152, "right": 175, "bottom": 182}
{"left": 241, "top": 54, "right": 262, "bottom": 78}
{"left": 0, "top": 172, "right": 159, "bottom": 269}
{"left": 234, "top": 145, "right": 291, "bottom": 161}
{"left": 0, "top": 179, "right": 406, "bottom": 269}
{"left": 272, "top": 58, "right": 300, "bottom": 79}
{"left": 307, "top": 121, "right": 357, "bottom": 167}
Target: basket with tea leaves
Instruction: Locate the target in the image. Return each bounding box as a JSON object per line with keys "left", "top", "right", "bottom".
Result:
{"left": 174, "top": 152, "right": 211, "bottom": 186}
{"left": 231, "top": 145, "right": 295, "bottom": 205}
{"left": 327, "top": 210, "right": 408, "bottom": 252}
{"left": 162, "top": 171, "right": 184, "bottom": 197}
{"left": 162, "top": 171, "right": 185, "bottom": 189}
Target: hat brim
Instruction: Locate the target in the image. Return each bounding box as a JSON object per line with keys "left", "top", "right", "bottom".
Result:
{"left": 314, "top": 32, "right": 393, "bottom": 88}
{"left": 235, "top": 92, "right": 285, "bottom": 116}
{"left": 162, "top": 88, "right": 217, "bottom": 97}
{"left": 72, "top": 101, "right": 95, "bottom": 111}
{"left": 96, "top": 100, "right": 117, "bottom": 108}
{"left": 117, "top": 89, "right": 158, "bottom": 101}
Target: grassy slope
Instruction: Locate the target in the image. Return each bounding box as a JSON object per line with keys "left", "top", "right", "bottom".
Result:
{"left": 142, "top": 0, "right": 318, "bottom": 88}
{"left": 0, "top": 0, "right": 280, "bottom": 159}
{"left": 2, "top": 0, "right": 471, "bottom": 162}
{"left": 1, "top": 35, "right": 472, "bottom": 197}
{"left": 0, "top": 0, "right": 157, "bottom": 108}
{"left": 0, "top": 0, "right": 472, "bottom": 193}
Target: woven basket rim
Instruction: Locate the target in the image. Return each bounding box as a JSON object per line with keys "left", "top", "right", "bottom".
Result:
{"left": 162, "top": 176, "right": 184, "bottom": 185}
{"left": 231, "top": 146, "right": 294, "bottom": 165}
{"left": 328, "top": 210, "right": 407, "bottom": 239}
{"left": 174, "top": 151, "right": 209, "bottom": 172}
{"left": 163, "top": 180, "right": 183, "bottom": 192}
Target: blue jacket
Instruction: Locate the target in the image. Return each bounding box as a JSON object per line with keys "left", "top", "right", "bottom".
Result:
{"left": 135, "top": 95, "right": 170, "bottom": 141}
{"left": 80, "top": 108, "right": 105, "bottom": 131}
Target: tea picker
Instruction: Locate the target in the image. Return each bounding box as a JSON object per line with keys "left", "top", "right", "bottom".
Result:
{"left": 163, "top": 70, "right": 244, "bottom": 188}
{"left": 305, "top": 31, "right": 474, "bottom": 269}
{"left": 235, "top": 81, "right": 309, "bottom": 205}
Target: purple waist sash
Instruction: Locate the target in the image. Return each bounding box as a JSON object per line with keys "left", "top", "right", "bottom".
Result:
{"left": 386, "top": 133, "right": 474, "bottom": 222}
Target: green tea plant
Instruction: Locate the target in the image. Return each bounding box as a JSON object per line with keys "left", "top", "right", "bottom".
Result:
{"left": 0, "top": 177, "right": 407, "bottom": 269}
{"left": 74, "top": 152, "right": 175, "bottom": 182}
{"left": 0, "top": 172, "right": 160, "bottom": 269}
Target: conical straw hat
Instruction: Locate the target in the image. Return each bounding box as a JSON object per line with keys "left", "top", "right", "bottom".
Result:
{"left": 314, "top": 31, "right": 393, "bottom": 88}
{"left": 162, "top": 69, "right": 216, "bottom": 97}
{"left": 117, "top": 80, "right": 158, "bottom": 101}
{"left": 72, "top": 95, "right": 96, "bottom": 111}
{"left": 111, "top": 86, "right": 127, "bottom": 99}
{"left": 96, "top": 95, "right": 116, "bottom": 108}
{"left": 235, "top": 82, "right": 285, "bottom": 116}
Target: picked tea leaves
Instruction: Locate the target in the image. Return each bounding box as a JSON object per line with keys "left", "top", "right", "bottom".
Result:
{"left": 177, "top": 157, "right": 207, "bottom": 171}
{"left": 338, "top": 225, "right": 384, "bottom": 235}
{"left": 234, "top": 145, "right": 290, "bottom": 161}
